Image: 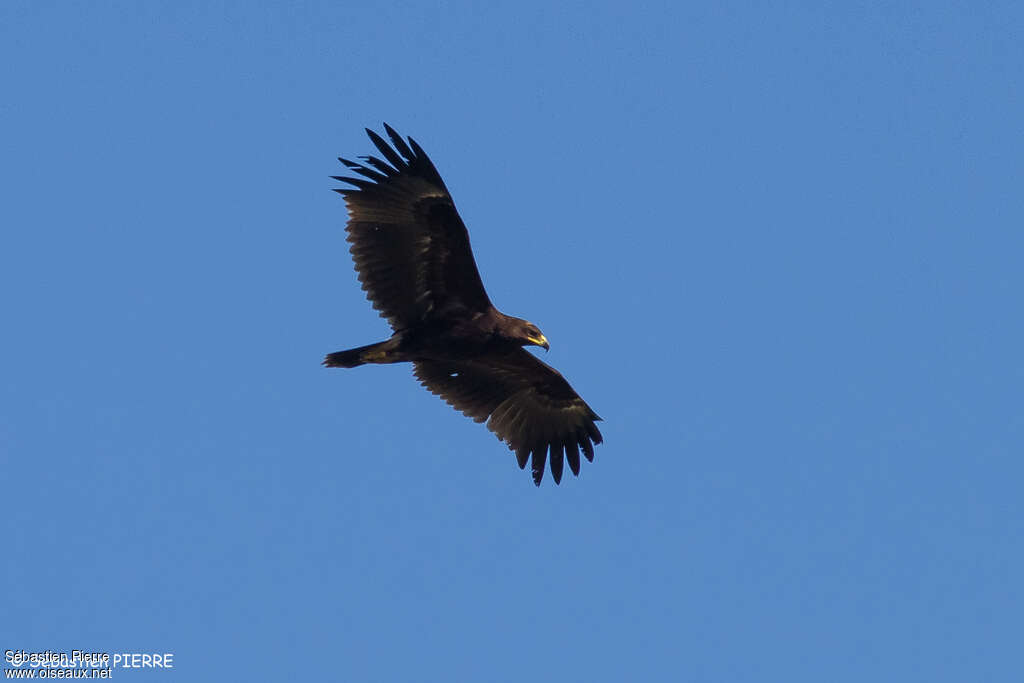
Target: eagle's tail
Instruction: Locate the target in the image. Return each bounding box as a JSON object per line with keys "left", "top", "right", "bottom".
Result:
{"left": 323, "top": 340, "right": 398, "bottom": 368}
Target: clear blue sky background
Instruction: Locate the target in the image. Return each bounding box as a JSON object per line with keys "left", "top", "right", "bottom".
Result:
{"left": 2, "top": 2, "right": 1022, "bottom": 681}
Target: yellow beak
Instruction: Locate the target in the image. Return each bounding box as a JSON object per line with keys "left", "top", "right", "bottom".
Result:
{"left": 528, "top": 333, "right": 550, "bottom": 350}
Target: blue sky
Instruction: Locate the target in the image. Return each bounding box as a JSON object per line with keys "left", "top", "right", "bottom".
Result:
{"left": 2, "top": 1, "right": 1022, "bottom": 680}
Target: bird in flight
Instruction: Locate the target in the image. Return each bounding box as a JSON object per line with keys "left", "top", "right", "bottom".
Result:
{"left": 325, "top": 124, "right": 602, "bottom": 485}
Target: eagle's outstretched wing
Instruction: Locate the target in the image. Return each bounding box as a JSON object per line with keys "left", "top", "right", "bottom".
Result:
{"left": 414, "top": 350, "right": 603, "bottom": 485}
{"left": 332, "top": 124, "right": 493, "bottom": 329}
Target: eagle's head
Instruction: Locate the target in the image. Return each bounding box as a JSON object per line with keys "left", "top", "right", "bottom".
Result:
{"left": 509, "top": 317, "right": 549, "bottom": 351}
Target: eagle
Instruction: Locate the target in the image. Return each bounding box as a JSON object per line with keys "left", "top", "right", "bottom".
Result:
{"left": 325, "top": 124, "right": 602, "bottom": 485}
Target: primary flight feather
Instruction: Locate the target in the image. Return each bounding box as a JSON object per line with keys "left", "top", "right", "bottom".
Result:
{"left": 325, "top": 124, "right": 602, "bottom": 485}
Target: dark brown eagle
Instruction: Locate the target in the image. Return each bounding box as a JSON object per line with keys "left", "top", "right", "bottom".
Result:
{"left": 324, "top": 124, "right": 602, "bottom": 485}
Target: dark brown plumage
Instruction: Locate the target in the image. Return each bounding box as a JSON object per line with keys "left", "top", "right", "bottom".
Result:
{"left": 325, "top": 124, "right": 602, "bottom": 485}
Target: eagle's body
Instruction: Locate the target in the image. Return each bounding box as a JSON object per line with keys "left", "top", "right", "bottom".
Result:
{"left": 325, "top": 125, "right": 602, "bottom": 485}
{"left": 326, "top": 310, "right": 536, "bottom": 366}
